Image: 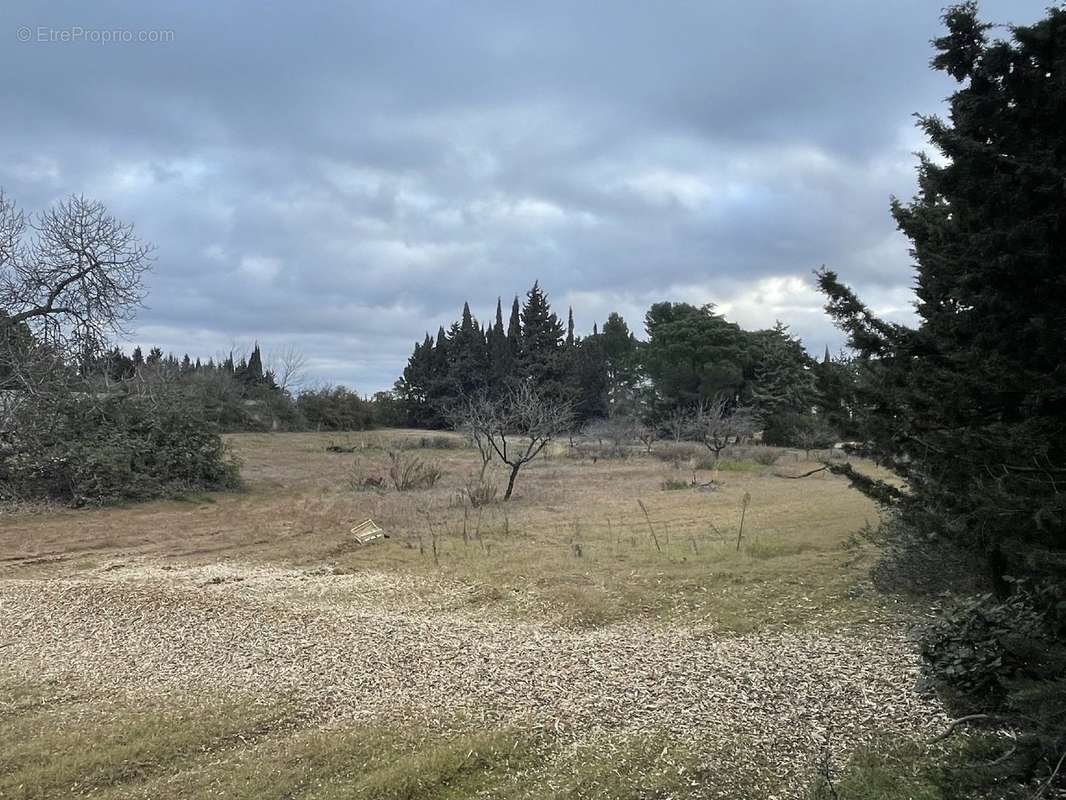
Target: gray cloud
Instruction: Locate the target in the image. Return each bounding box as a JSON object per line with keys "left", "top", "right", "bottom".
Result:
{"left": 0, "top": 0, "right": 1048, "bottom": 391}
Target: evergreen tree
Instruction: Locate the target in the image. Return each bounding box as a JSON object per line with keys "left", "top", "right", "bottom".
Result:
{"left": 570, "top": 331, "right": 609, "bottom": 421}
{"left": 642, "top": 302, "right": 748, "bottom": 414}
{"left": 487, "top": 297, "right": 512, "bottom": 392}
{"left": 245, "top": 343, "right": 265, "bottom": 385}
{"left": 507, "top": 295, "right": 522, "bottom": 363}
{"left": 395, "top": 333, "right": 435, "bottom": 426}
{"left": 818, "top": 4, "right": 1066, "bottom": 786}
{"left": 747, "top": 322, "right": 819, "bottom": 417}
{"left": 600, "top": 311, "right": 639, "bottom": 413}
{"left": 517, "top": 282, "right": 565, "bottom": 394}
{"left": 447, "top": 302, "right": 488, "bottom": 399}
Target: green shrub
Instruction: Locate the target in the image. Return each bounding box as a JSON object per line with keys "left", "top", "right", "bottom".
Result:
{"left": 2, "top": 389, "right": 240, "bottom": 506}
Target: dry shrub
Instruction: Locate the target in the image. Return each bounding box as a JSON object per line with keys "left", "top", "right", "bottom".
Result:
{"left": 460, "top": 480, "right": 498, "bottom": 508}
{"left": 661, "top": 478, "right": 691, "bottom": 491}
{"left": 345, "top": 457, "right": 385, "bottom": 491}
{"left": 389, "top": 435, "right": 462, "bottom": 451}
{"left": 387, "top": 451, "right": 443, "bottom": 491}
{"left": 652, "top": 442, "right": 703, "bottom": 462}
{"left": 726, "top": 445, "right": 782, "bottom": 466}
{"left": 345, "top": 452, "right": 442, "bottom": 491}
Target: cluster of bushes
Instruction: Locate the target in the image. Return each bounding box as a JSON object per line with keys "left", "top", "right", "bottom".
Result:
{"left": 1, "top": 386, "right": 240, "bottom": 506}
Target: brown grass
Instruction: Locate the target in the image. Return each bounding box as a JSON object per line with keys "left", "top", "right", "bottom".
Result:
{"left": 1, "top": 430, "right": 892, "bottom": 631}
{"left": 0, "top": 431, "right": 937, "bottom": 799}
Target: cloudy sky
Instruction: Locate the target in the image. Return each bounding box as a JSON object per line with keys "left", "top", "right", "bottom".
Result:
{"left": 1, "top": 1, "right": 1046, "bottom": 392}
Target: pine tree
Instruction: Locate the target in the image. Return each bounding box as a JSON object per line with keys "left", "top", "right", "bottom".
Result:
{"left": 600, "top": 312, "right": 639, "bottom": 413}
{"left": 517, "top": 281, "right": 565, "bottom": 394}
{"left": 817, "top": 5, "right": 1066, "bottom": 786}
{"left": 447, "top": 301, "right": 488, "bottom": 399}
{"left": 747, "top": 322, "right": 818, "bottom": 417}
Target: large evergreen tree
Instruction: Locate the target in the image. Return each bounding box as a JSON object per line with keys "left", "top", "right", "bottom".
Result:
{"left": 600, "top": 311, "right": 640, "bottom": 413}
{"left": 446, "top": 301, "right": 488, "bottom": 399}
{"left": 517, "top": 281, "right": 566, "bottom": 395}
{"left": 641, "top": 302, "right": 749, "bottom": 413}
{"left": 819, "top": 3, "right": 1066, "bottom": 786}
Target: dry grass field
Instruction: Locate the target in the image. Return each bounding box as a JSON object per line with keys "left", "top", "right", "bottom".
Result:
{"left": 0, "top": 431, "right": 942, "bottom": 799}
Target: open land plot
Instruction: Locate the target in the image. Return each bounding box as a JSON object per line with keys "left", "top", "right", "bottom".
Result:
{"left": 0, "top": 431, "right": 942, "bottom": 799}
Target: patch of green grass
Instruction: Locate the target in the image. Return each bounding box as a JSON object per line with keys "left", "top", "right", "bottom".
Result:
{"left": 0, "top": 679, "right": 294, "bottom": 800}
{"left": 715, "top": 459, "right": 767, "bottom": 473}
{"left": 807, "top": 736, "right": 1023, "bottom": 800}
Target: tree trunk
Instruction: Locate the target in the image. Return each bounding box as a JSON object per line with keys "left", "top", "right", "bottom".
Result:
{"left": 504, "top": 463, "right": 521, "bottom": 500}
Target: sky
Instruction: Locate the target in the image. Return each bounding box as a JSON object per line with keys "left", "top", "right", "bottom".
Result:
{"left": 0, "top": 1, "right": 1049, "bottom": 392}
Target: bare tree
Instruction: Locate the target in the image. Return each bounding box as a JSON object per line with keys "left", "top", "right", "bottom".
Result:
{"left": 662, "top": 405, "right": 692, "bottom": 443}
{"left": 270, "top": 345, "right": 309, "bottom": 393}
{"left": 0, "top": 193, "right": 154, "bottom": 359}
{"left": 458, "top": 382, "right": 573, "bottom": 500}
{"left": 582, "top": 415, "right": 640, "bottom": 457}
{"left": 449, "top": 393, "right": 497, "bottom": 481}
{"left": 1, "top": 192, "right": 154, "bottom": 461}
{"left": 637, "top": 423, "right": 657, "bottom": 454}
{"left": 691, "top": 397, "right": 757, "bottom": 465}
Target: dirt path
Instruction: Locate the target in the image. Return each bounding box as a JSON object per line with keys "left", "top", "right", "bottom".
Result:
{"left": 0, "top": 561, "right": 943, "bottom": 795}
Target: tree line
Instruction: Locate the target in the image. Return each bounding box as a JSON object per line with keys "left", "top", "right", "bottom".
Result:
{"left": 394, "top": 281, "right": 858, "bottom": 447}
{"left": 80, "top": 342, "right": 403, "bottom": 434}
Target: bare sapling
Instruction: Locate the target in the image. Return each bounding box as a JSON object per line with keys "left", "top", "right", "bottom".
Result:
{"left": 691, "top": 396, "right": 757, "bottom": 468}
{"left": 454, "top": 382, "right": 573, "bottom": 500}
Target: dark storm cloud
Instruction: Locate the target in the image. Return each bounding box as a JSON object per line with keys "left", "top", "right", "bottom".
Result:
{"left": 0, "top": 0, "right": 1049, "bottom": 390}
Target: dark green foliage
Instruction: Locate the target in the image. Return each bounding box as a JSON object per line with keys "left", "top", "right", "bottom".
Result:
{"left": 641, "top": 302, "right": 748, "bottom": 412}
{"left": 921, "top": 585, "right": 1050, "bottom": 709}
{"left": 814, "top": 350, "right": 861, "bottom": 438}
{"left": 817, "top": 4, "right": 1066, "bottom": 790}
{"left": 1, "top": 387, "right": 240, "bottom": 506}
{"left": 600, "top": 312, "right": 639, "bottom": 413}
{"left": 747, "top": 322, "right": 819, "bottom": 417}
{"left": 570, "top": 332, "right": 610, "bottom": 422}
{"left": 761, "top": 411, "right": 836, "bottom": 451}
{"left": 297, "top": 386, "right": 374, "bottom": 431}
{"left": 517, "top": 281, "right": 566, "bottom": 395}
{"left": 395, "top": 283, "right": 828, "bottom": 434}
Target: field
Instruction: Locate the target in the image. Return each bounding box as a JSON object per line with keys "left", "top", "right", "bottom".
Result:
{"left": 0, "top": 431, "right": 943, "bottom": 799}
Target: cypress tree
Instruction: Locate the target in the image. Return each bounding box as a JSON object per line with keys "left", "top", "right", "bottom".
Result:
{"left": 507, "top": 295, "right": 521, "bottom": 365}
{"left": 818, "top": 4, "right": 1066, "bottom": 785}
{"left": 488, "top": 297, "right": 512, "bottom": 391}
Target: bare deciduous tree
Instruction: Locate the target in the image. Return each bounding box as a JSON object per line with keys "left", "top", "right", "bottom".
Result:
{"left": 582, "top": 415, "right": 641, "bottom": 457}
{"left": 449, "top": 393, "right": 497, "bottom": 481}
{"left": 454, "top": 382, "right": 573, "bottom": 500}
{"left": 662, "top": 405, "right": 691, "bottom": 443}
{"left": 691, "top": 397, "right": 757, "bottom": 465}
{"left": 270, "top": 345, "right": 309, "bottom": 393}
{"left": 0, "top": 192, "right": 154, "bottom": 358}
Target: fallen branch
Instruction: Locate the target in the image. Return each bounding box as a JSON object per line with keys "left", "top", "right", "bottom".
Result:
{"left": 778, "top": 464, "right": 830, "bottom": 479}
{"left": 932, "top": 714, "right": 995, "bottom": 741}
